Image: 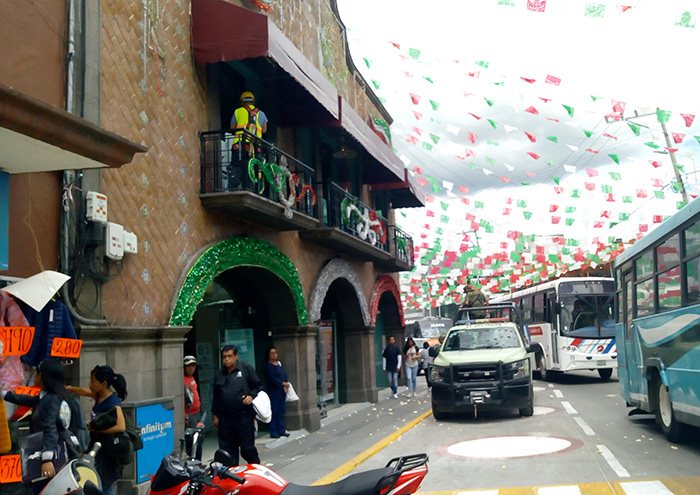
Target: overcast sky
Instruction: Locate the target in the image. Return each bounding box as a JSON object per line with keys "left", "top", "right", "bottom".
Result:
{"left": 336, "top": 0, "right": 700, "bottom": 299}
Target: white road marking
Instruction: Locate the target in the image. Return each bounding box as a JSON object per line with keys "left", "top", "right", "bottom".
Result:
{"left": 597, "top": 444, "right": 630, "bottom": 478}
{"left": 619, "top": 481, "right": 674, "bottom": 494}
{"left": 539, "top": 486, "right": 582, "bottom": 495}
{"left": 533, "top": 386, "right": 547, "bottom": 392}
{"left": 573, "top": 416, "right": 595, "bottom": 436}
{"left": 553, "top": 389, "right": 564, "bottom": 398}
{"left": 561, "top": 401, "right": 578, "bottom": 414}
{"left": 447, "top": 436, "right": 573, "bottom": 459}
{"left": 533, "top": 406, "right": 556, "bottom": 416}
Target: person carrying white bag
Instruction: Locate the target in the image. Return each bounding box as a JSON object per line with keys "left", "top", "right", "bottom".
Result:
{"left": 264, "top": 347, "right": 292, "bottom": 438}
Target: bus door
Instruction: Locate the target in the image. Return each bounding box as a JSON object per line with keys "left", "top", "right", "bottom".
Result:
{"left": 621, "top": 270, "right": 640, "bottom": 397}
{"left": 547, "top": 291, "right": 559, "bottom": 366}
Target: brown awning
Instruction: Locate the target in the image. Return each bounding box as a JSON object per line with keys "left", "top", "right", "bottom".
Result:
{"left": 0, "top": 84, "right": 147, "bottom": 174}
{"left": 191, "top": 0, "right": 339, "bottom": 120}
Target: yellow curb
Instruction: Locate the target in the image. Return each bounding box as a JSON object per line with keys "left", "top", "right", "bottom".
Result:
{"left": 312, "top": 408, "right": 434, "bottom": 485}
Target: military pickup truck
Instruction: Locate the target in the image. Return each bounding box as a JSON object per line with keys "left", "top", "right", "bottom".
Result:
{"left": 429, "top": 303, "right": 535, "bottom": 419}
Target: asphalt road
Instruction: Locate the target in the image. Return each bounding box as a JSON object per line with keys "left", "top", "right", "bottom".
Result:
{"left": 200, "top": 370, "right": 700, "bottom": 493}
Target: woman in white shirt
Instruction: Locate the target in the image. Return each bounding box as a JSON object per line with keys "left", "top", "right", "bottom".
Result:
{"left": 403, "top": 337, "right": 420, "bottom": 398}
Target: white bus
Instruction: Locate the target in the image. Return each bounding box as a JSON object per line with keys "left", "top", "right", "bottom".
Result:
{"left": 491, "top": 277, "right": 616, "bottom": 380}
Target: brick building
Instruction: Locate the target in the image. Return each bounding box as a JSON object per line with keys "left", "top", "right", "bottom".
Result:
{"left": 1, "top": 1, "right": 421, "bottom": 492}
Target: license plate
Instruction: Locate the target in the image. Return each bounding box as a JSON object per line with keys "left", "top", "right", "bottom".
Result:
{"left": 597, "top": 360, "right": 606, "bottom": 366}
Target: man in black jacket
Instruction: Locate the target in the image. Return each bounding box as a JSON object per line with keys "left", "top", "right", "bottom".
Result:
{"left": 212, "top": 345, "right": 263, "bottom": 466}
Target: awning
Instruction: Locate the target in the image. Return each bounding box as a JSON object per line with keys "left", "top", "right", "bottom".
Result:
{"left": 0, "top": 84, "right": 147, "bottom": 174}
{"left": 191, "top": 0, "right": 339, "bottom": 120}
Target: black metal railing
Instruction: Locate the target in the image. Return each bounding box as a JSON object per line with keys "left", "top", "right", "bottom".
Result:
{"left": 199, "top": 130, "right": 317, "bottom": 219}
{"left": 325, "top": 182, "right": 390, "bottom": 254}
{"left": 392, "top": 224, "right": 415, "bottom": 269}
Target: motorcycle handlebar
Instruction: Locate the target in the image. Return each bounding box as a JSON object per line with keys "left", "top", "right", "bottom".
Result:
{"left": 213, "top": 464, "right": 245, "bottom": 485}
{"left": 88, "top": 442, "right": 102, "bottom": 458}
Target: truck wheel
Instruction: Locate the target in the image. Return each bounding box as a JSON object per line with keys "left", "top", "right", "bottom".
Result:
{"left": 598, "top": 368, "right": 613, "bottom": 380}
{"left": 538, "top": 354, "right": 553, "bottom": 382}
{"left": 519, "top": 400, "right": 534, "bottom": 417}
{"left": 432, "top": 403, "right": 447, "bottom": 420}
{"left": 655, "top": 380, "right": 687, "bottom": 443}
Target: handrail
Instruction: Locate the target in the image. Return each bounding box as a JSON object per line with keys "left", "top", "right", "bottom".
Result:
{"left": 199, "top": 129, "right": 317, "bottom": 219}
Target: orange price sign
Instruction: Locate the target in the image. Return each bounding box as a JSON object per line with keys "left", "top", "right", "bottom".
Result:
{"left": 0, "top": 455, "right": 22, "bottom": 483}
{"left": 14, "top": 386, "right": 40, "bottom": 397}
{"left": 51, "top": 338, "right": 83, "bottom": 358}
{"left": 0, "top": 327, "right": 34, "bottom": 356}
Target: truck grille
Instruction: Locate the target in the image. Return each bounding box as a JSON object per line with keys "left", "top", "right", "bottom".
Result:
{"left": 452, "top": 364, "right": 500, "bottom": 383}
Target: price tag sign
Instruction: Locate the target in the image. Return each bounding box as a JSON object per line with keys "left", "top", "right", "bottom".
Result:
{"left": 0, "top": 455, "right": 22, "bottom": 483}
{"left": 0, "top": 327, "right": 34, "bottom": 356}
{"left": 15, "top": 386, "right": 40, "bottom": 397}
{"left": 50, "top": 338, "right": 83, "bottom": 358}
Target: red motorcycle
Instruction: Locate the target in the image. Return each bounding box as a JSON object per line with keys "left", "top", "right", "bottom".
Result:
{"left": 149, "top": 421, "right": 428, "bottom": 495}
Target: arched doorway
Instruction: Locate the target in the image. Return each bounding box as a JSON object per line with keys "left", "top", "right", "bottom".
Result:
{"left": 170, "top": 237, "right": 311, "bottom": 429}
{"left": 369, "top": 276, "right": 405, "bottom": 390}
{"left": 309, "top": 259, "right": 374, "bottom": 409}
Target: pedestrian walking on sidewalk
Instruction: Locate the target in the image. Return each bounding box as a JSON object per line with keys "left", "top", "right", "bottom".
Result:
{"left": 382, "top": 336, "right": 402, "bottom": 398}
{"left": 420, "top": 342, "right": 433, "bottom": 388}
{"left": 403, "top": 337, "right": 420, "bottom": 398}
{"left": 264, "top": 347, "right": 290, "bottom": 439}
{"left": 212, "top": 345, "right": 263, "bottom": 466}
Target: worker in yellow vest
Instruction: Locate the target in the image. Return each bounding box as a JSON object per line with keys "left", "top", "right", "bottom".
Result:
{"left": 231, "top": 91, "right": 267, "bottom": 146}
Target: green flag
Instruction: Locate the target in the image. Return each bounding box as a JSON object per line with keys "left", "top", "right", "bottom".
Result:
{"left": 609, "top": 172, "right": 622, "bottom": 180}
{"left": 547, "top": 136, "right": 558, "bottom": 143}
{"left": 440, "top": 201, "right": 449, "bottom": 211}
{"left": 484, "top": 98, "right": 495, "bottom": 107}
{"left": 562, "top": 104, "right": 574, "bottom": 117}
{"left": 409, "top": 48, "right": 421, "bottom": 60}
{"left": 609, "top": 154, "right": 620, "bottom": 165}
{"left": 524, "top": 211, "right": 532, "bottom": 220}
{"left": 487, "top": 119, "right": 497, "bottom": 129}
{"left": 584, "top": 130, "right": 594, "bottom": 138}
{"left": 656, "top": 108, "right": 671, "bottom": 123}
{"left": 430, "top": 100, "right": 440, "bottom": 111}
{"left": 628, "top": 122, "right": 641, "bottom": 136}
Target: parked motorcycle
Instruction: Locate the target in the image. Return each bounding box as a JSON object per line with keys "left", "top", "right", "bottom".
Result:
{"left": 40, "top": 442, "right": 102, "bottom": 495}
{"left": 150, "top": 420, "right": 428, "bottom": 495}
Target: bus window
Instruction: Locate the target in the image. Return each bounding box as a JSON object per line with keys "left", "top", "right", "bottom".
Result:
{"left": 635, "top": 278, "right": 654, "bottom": 317}
{"left": 636, "top": 251, "right": 654, "bottom": 280}
{"left": 684, "top": 220, "right": 700, "bottom": 258}
{"left": 521, "top": 296, "right": 532, "bottom": 323}
{"left": 560, "top": 292, "right": 615, "bottom": 338}
{"left": 658, "top": 265, "right": 681, "bottom": 311}
{"left": 533, "top": 293, "right": 545, "bottom": 321}
{"left": 657, "top": 233, "right": 680, "bottom": 272}
{"left": 685, "top": 257, "right": 700, "bottom": 303}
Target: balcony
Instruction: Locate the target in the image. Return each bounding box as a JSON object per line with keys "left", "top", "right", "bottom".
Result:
{"left": 199, "top": 130, "right": 414, "bottom": 271}
{"left": 199, "top": 130, "right": 318, "bottom": 231}
{"left": 299, "top": 182, "right": 414, "bottom": 272}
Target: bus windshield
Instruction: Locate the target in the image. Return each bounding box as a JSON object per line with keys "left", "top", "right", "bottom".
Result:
{"left": 560, "top": 294, "right": 615, "bottom": 338}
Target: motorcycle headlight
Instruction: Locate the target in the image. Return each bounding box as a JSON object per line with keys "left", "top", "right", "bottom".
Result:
{"left": 430, "top": 365, "right": 447, "bottom": 383}
{"left": 504, "top": 359, "right": 529, "bottom": 380}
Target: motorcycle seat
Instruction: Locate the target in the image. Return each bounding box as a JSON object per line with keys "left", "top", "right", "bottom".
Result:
{"left": 281, "top": 467, "right": 396, "bottom": 495}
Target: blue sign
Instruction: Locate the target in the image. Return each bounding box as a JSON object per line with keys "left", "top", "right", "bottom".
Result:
{"left": 135, "top": 402, "right": 174, "bottom": 483}
{"left": 0, "top": 172, "right": 8, "bottom": 271}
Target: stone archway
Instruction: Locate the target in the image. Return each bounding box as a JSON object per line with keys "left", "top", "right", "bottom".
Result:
{"left": 369, "top": 275, "right": 405, "bottom": 327}
{"left": 308, "top": 258, "right": 369, "bottom": 326}
{"left": 169, "top": 237, "right": 307, "bottom": 326}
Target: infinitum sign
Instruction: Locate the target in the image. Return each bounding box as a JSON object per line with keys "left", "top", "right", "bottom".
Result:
{"left": 136, "top": 401, "right": 174, "bottom": 483}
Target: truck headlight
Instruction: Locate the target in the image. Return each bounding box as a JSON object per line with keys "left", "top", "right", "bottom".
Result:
{"left": 430, "top": 365, "right": 447, "bottom": 383}
{"left": 504, "top": 359, "right": 529, "bottom": 380}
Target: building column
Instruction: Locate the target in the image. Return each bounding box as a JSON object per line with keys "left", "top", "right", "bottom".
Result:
{"left": 270, "top": 325, "right": 321, "bottom": 432}
{"left": 343, "top": 325, "right": 379, "bottom": 403}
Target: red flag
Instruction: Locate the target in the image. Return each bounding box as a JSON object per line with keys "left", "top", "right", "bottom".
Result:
{"left": 653, "top": 215, "right": 663, "bottom": 223}
{"left": 412, "top": 126, "right": 423, "bottom": 136}
{"left": 460, "top": 197, "right": 470, "bottom": 205}
{"left": 499, "top": 176, "right": 510, "bottom": 182}
{"left": 425, "top": 195, "right": 435, "bottom": 203}
{"left": 539, "top": 97, "right": 552, "bottom": 103}
{"left": 651, "top": 178, "right": 663, "bottom": 187}
{"left": 649, "top": 161, "right": 663, "bottom": 168}
{"left": 603, "top": 133, "right": 618, "bottom": 140}
{"left": 466, "top": 132, "right": 478, "bottom": 143}
{"left": 503, "top": 207, "right": 512, "bottom": 215}
{"left": 458, "top": 185, "right": 469, "bottom": 193}
{"left": 525, "top": 106, "right": 539, "bottom": 115}
{"left": 672, "top": 133, "right": 685, "bottom": 143}
{"left": 413, "top": 111, "right": 423, "bottom": 120}
{"left": 586, "top": 148, "right": 600, "bottom": 154}
{"left": 521, "top": 77, "right": 536, "bottom": 84}
{"left": 527, "top": 0, "right": 546, "bottom": 12}
{"left": 525, "top": 132, "right": 537, "bottom": 142}
{"left": 594, "top": 221, "right": 604, "bottom": 228}
{"left": 600, "top": 210, "right": 611, "bottom": 218}
{"left": 406, "top": 135, "right": 418, "bottom": 144}
{"left": 426, "top": 210, "right": 435, "bottom": 217}
{"left": 468, "top": 113, "right": 482, "bottom": 120}
{"left": 640, "top": 224, "right": 648, "bottom": 233}
{"left": 636, "top": 189, "right": 648, "bottom": 198}
{"left": 465, "top": 213, "right": 476, "bottom": 222}
{"left": 545, "top": 74, "right": 561, "bottom": 86}
{"left": 525, "top": 171, "right": 536, "bottom": 177}
{"left": 410, "top": 93, "right": 421, "bottom": 105}
{"left": 552, "top": 216, "right": 561, "bottom": 224}
{"left": 527, "top": 152, "right": 540, "bottom": 160}
{"left": 585, "top": 182, "right": 596, "bottom": 191}
{"left": 554, "top": 186, "right": 564, "bottom": 194}
{"left": 416, "top": 177, "right": 428, "bottom": 186}
{"left": 585, "top": 168, "right": 598, "bottom": 177}
{"left": 681, "top": 114, "right": 695, "bottom": 127}
{"left": 413, "top": 165, "right": 423, "bottom": 174}
{"left": 612, "top": 100, "right": 626, "bottom": 115}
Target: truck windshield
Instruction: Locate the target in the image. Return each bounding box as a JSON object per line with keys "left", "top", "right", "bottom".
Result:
{"left": 444, "top": 326, "right": 521, "bottom": 350}
{"left": 559, "top": 294, "right": 615, "bottom": 338}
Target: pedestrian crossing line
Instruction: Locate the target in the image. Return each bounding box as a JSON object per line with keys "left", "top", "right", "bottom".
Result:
{"left": 415, "top": 477, "right": 700, "bottom": 495}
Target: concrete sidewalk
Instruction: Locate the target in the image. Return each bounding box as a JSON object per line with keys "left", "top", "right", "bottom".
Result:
{"left": 199, "top": 383, "right": 428, "bottom": 462}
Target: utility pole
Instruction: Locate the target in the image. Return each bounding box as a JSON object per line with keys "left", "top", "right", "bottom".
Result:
{"left": 658, "top": 113, "right": 689, "bottom": 203}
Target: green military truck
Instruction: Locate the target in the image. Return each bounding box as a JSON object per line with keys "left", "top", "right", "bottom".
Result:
{"left": 429, "top": 303, "right": 535, "bottom": 419}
